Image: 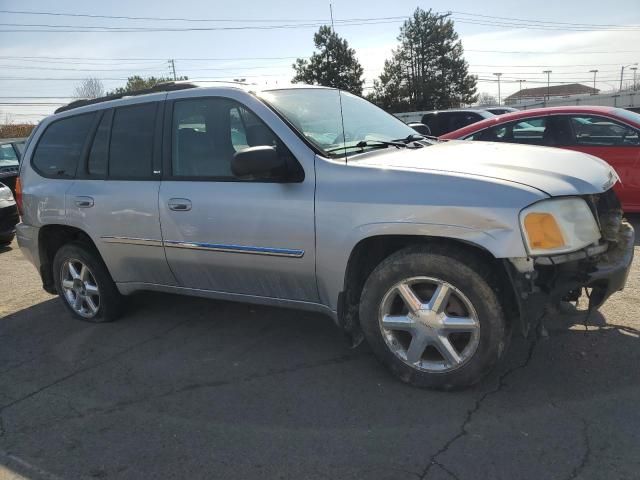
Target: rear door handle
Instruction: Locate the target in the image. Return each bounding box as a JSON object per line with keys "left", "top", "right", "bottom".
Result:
{"left": 168, "top": 198, "right": 192, "bottom": 211}
{"left": 74, "top": 196, "right": 94, "bottom": 208}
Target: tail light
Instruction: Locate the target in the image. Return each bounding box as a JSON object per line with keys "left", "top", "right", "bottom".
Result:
{"left": 15, "top": 177, "right": 23, "bottom": 216}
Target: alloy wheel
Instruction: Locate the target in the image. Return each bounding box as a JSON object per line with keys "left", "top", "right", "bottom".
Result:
{"left": 378, "top": 276, "right": 480, "bottom": 373}
{"left": 61, "top": 259, "right": 100, "bottom": 318}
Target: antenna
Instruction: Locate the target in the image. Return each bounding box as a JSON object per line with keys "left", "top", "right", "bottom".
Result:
{"left": 329, "top": 2, "right": 347, "bottom": 163}
{"left": 329, "top": 3, "right": 335, "bottom": 31}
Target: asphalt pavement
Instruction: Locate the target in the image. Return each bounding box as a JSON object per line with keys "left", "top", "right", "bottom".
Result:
{"left": 0, "top": 216, "right": 639, "bottom": 480}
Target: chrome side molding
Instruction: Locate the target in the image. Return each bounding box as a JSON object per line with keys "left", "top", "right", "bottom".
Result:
{"left": 101, "top": 236, "right": 304, "bottom": 258}
{"left": 163, "top": 240, "right": 305, "bottom": 257}
{"left": 101, "top": 236, "right": 163, "bottom": 247}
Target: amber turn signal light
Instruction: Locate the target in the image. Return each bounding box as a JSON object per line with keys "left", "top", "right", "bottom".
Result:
{"left": 523, "top": 212, "right": 565, "bottom": 250}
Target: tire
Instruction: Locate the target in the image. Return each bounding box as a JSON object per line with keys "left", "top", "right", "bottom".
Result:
{"left": 53, "top": 242, "right": 123, "bottom": 323}
{"left": 359, "top": 244, "right": 508, "bottom": 389}
{"left": 0, "top": 234, "right": 14, "bottom": 246}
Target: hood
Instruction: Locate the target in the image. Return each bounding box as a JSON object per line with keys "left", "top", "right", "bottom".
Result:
{"left": 353, "top": 140, "right": 618, "bottom": 197}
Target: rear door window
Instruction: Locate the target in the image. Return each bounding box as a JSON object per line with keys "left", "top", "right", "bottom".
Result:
{"left": 468, "top": 118, "right": 547, "bottom": 145}
{"left": 32, "top": 113, "right": 95, "bottom": 178}
{"left": 109, "top": 103, "right": 157, "bottom": 179}
{"left": 570, "top": 115, "right": 640, "bottom": 146}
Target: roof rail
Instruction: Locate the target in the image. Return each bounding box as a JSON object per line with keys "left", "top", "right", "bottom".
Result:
{"left": 54, "top": 81, "right": 198, "bottom": 114}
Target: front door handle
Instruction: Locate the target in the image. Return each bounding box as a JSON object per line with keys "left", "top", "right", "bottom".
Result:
{"left": 74, "top": 196, "right": 94, "bottom": 208}
{"left": 168, "top": 198, "right": 192, "bottom": 211}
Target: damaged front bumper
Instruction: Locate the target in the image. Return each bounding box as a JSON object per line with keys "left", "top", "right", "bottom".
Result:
{"left": 505, "top": 219, "right": 634, "bottom": 336}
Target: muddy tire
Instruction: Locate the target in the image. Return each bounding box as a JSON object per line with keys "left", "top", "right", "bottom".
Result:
{"left": 359, "top": 244, "right": 508, "bottom": 389}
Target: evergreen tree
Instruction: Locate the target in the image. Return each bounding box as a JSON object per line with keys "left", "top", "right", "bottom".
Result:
{"left": 293, "top": 26, "right": 364, "bottom": 95}
{"left": 368, "top": 8, "right": 477, "bottom": 111}
{"left": 107, "top": 75, "right": 188, "bottom": 96}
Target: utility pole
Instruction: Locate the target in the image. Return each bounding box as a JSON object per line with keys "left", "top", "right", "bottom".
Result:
{"left": 517, "top": 79, "right": 526, "bottom": 104}
{"left": 631, "top": 67, "right": 638, "bottom": 91}
{"left": 543, "top": 70, "right": 552, "bottom": 104}
{"left": 620, "top": 63, "right": 638, "bottom": 92}
{"left": 168, "top": 59, "right": 177, "bottom": 81}
{"left": 589, "top": 69, "right": 598, "bottom": 94}
{"left": 493, "top": 73, "right": 502, "bottom": 105}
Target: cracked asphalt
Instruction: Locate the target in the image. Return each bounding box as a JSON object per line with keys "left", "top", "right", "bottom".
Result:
{"left": 1, "top": 216, "right": 639, "bottom": 480}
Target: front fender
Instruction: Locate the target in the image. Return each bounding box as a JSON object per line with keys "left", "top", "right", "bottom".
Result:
{"left": 316, "top": 219, "right": 528, "bottom": 312}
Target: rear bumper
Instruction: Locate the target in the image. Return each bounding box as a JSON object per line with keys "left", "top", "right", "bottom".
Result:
{"left": 506, "top": 220, "right": 634, "bottom": 334}
{"left": 16, "top": 222, "right": 40, "bottom": 268}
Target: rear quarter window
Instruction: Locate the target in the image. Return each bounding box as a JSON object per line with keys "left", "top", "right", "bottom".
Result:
{"left": 32, "top": 113, "right": 96, "bottom": 178}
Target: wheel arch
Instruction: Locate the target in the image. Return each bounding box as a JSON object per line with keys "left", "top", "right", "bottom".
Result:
{"left": 337, "top": 234, "right": 518, "bottom": 345}
{"left": 37, "top": 224, "right": 104, "bottom": 294}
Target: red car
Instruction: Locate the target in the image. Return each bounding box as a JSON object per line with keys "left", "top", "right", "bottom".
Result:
{"left": 440, "top": 106, "right": 640, "bottom": 212}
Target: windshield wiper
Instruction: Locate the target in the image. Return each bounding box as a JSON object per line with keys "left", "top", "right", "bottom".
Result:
{"left": 393, "top": 134, "right": 438, "bottom": 144}
{"left": 326, "top": 139, "right": 406, "bottom": 154}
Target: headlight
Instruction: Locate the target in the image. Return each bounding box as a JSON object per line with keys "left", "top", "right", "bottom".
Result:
{"left": 520, "top": 197, "right": 601, "bottom": 256}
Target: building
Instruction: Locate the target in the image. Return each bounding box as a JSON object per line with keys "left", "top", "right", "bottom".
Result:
{"left": 505, "top": 83, "right": 599, "bottom": 106}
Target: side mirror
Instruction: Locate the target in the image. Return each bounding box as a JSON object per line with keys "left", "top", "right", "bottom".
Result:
{"left": 231, "top": 146, "right": 286, "bottom": 179}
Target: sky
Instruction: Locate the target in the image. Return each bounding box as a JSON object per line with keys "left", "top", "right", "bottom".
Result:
{"left": 1, "top": 0, "right": 639, "bottom": 122}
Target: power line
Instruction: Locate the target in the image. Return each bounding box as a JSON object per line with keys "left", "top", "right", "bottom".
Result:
{"left": 0, "top": 19, "right": 408, "bottom": 33}
{"left": 451, "top": 18, "right": 640, "bottom": 32}
{"left": 0, "top": 9, "right": 398, "bottom": 23}
{"left": 450, "top": 10, "right": 640, "bottom": 29}
{"left": 1, "top": 50, "right": 638, "bottom": 64}
{"left": 3, "top": 8, "right": 639, "bottom": 30}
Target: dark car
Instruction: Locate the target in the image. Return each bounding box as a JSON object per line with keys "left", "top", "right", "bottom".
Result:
{"left": 0, "top": 138, "right": 26, "bottom": 195}
{"left": 0, "top": 181, "right": 19, "bottom": 246}
{"left": 420, "top": 109, "right": 495, "bottom": 136}
{"left": 485, "top": 107, "right": 518, "bottom": 115}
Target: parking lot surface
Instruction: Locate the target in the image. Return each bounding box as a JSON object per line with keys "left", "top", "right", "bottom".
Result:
{"left": 1, "top": 216, "right": 639, "bottom": 480}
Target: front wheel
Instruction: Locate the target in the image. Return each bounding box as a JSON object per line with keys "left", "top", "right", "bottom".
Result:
{"left": 359, "top": 245, "right": 508, "bottom": 389}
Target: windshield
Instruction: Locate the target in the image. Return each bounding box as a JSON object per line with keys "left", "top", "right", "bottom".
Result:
{"left": 0, "top": 143, "right": 19, "bottom": 167}
{"left": 259, "top": 88, "right": 419, "bottom": 157}
{"left": 615, "top": 108, "right": 640, "bottom": 127}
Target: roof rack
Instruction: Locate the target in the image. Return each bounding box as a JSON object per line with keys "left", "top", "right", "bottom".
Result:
{"left": 54, "top": 81, "right": 198, "bottom": 114}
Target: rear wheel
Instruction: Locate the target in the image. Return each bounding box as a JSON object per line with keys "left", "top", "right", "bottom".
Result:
{"left": 359, "top": 245, "right": 508, "bottom": 389}
{"left": 53, "top": 242, "right": 123, "bottom": 322}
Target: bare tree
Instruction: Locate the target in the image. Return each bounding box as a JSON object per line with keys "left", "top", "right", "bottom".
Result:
{"left": 476, "top": 92, "right": 498, "bottom": 107}
{"left": 74, "top": 78, "right": 105, "bottom": 99}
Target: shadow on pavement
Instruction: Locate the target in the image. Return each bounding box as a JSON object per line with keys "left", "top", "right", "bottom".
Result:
{"left": 0, "top": 290, "right": 638, "bottom": 479}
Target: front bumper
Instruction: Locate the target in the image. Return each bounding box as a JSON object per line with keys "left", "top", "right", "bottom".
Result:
{"left": 506, "top": 220, "right": 634, "bottom": 335}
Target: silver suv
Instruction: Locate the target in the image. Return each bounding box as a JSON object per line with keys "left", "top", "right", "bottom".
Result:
{"left": 16, "top": 83, "right": 634, "bottom": 389}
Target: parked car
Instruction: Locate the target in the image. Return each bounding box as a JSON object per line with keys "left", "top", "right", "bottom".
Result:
{"left": 0, "top": 138, "right": 25, "bottom": 195}
{"left": 407, "top": 122, "right": 431, "bottom": 136}
{"left": 17, "top": 84, "right": 633, "bottom": 389}
{"left": 0, "top": 181, "right": 19, "bottom": 246}
{"left": 484, "top": 107, "right": 518, "bottom": 115}
{"left": 419, "top": 109, "right": 495, "bottom": 136}
{"left": 440, "top": 106, "right": 640, "bottom": 213}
